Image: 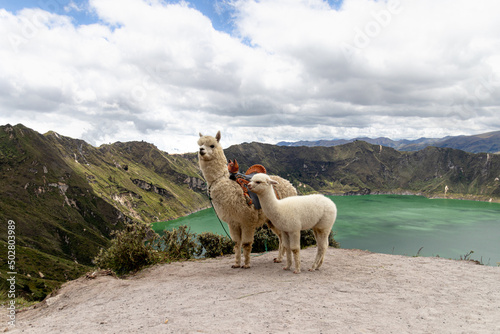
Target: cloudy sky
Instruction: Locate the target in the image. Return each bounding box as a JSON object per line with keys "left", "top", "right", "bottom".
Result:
{"left": 1, "top": 0, "right": 499, "bottom": 153}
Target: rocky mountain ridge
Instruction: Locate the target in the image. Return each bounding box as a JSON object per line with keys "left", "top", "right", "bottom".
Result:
{"left": 277, "top": 131, "right": 500, "bottom": 154}
{"left": 226, "top": 141, "right": 500, "bottom": 198}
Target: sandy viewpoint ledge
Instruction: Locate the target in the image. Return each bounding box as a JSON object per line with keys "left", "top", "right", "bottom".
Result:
{"left": 5, "top": 248, "right": 500, "bottom": 334}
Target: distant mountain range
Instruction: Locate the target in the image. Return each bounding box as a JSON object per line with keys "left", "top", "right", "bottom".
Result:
{"left": 277, "top": 131, "right": 500, "bottom": 154}
{"left": 1, "top": 124, "right": 499, "bottom": 301}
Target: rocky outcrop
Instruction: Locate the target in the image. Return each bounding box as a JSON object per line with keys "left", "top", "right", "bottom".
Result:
{"left": 131, "top": 179, "right": 173, "bottom": 199}
{"left": 184, "top": 176, "right": 206, "bottom": 192}
{"left": 343, "top": 188, "right": 371, "bottom": 196}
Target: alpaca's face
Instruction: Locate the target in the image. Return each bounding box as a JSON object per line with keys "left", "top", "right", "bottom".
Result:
{"left": 248, "top": 173, "right": 277, "bottom": 194}
{"left": 198, "top": 131, "right": 222, "bottom": 161}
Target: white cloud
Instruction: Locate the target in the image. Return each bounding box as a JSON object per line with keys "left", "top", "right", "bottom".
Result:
{"left": 231, "top": 0, "right": 500, "bottom": 132}
{"left": 65, "top": 1, "right": 85, "bottom": 13}
{"left": 0, "top": 0, "right": 500, "bottom": 153}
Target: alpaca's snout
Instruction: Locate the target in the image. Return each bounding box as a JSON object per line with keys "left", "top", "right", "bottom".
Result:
{"left": 199, "top": 147, "right": 206, "bottom": 156}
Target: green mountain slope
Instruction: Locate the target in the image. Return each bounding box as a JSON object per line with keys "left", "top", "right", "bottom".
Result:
{"left": 45, "top": 133, "right": 207, "bottom": 222}
{"left": 0, "top": 124, "right": 208, "bottom": 301}
{"left": 0, "top": 125, "right": 125, "bottom": 299}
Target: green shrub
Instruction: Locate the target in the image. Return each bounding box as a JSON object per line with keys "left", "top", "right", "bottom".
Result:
{"left": 95, "top": 224, "right": 200, "bottom": 276}
{"left": 197, "top": 232, "right": 234, "bottom": 258}
{"left": 156, "top": 225, "right": 198, "bottom": 261}
{"left": 252, "top": 225, "right": 280, "bottom": 252}
{"left": 328, "top": 231, "right": 340, "bottom": 248}
{"left": 300, "top": 229, "right": 316, "bottom": 248}
{"left": 301, "top": 229, "right": 340, "bottom": 249}
{"left": 94, "top": 222, "right": 158, "bottom": 276}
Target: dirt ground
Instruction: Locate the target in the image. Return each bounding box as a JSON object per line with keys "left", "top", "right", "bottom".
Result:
{"left": 4, "top": 248, "right": 500, "bottom": 333}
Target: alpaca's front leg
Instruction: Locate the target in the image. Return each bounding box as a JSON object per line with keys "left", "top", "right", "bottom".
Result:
{"left": 267, "top": 221, "right": 283, "bottom": 263}
{"left": 228, "top": 224, "right": 242, "bottom": 268}
{"left": 241, "top": 226, "right": 256, "bottom": 269}
{"left": 289, "top": 231, "right": 301, "bottom": 274}
{"left": 241, "top": 242, "right": 252, "bottom": 268}
{"left": 275, "top": 234, "right": 284, "bottom": 263}
{"left": 282, "top": 232, "right": 292, "bottom": 271}
{"left": 233, "top": 242, "right": 242, "bottom": 268}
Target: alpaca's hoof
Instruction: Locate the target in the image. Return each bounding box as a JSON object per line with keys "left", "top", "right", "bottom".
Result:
{"left": 273, "top": 258, "right": 282, "bottom": 263}
{"left": 241, "top": 265, "right": 251, "bottom": 269}
{"left": 231, "top": 265, "right": 241, "bottom": 269}
{"left": 293, "top": 270, "right": 301, "bottom": 274}
{"left": 283, "top": 267, "right": 290, "bottom": 271}
{"left": 308, "top": 268, "right": 316, "bottom": 272}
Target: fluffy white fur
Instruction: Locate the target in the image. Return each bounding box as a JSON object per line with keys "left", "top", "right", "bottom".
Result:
{"left": 198, "top": 131, "right": 297, "bottom": 268}
{"left": 249, "top": 173, "right": 337, "bottom": 273}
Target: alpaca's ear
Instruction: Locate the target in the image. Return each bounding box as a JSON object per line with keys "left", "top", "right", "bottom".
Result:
{"left": 269, "top": 179, "right": 279, "bottom": 185}
{"left": 215, "top": 131, "right": 221, "bottom": 142}
{"left": 199, "top": 133, "right": 203, "bottom": 137}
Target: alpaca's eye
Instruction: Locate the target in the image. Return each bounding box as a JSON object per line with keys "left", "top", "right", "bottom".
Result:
{"left": 210, "top": 145, "right": 215, "bottom": 148}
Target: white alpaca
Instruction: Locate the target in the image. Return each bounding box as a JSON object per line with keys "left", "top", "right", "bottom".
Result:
{"left": 198, "top": 131, "right": 297, "bottom": 268}
{"left": 249, "top": 173, "right": 337, "bottom": 273}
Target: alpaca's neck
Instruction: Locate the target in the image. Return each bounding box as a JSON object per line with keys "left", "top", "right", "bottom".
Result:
{"left": 258, "top": 187, "right": 281, "bottom": 219}
{"left": 200, "top": 158, "right": 229, "bottom": 186}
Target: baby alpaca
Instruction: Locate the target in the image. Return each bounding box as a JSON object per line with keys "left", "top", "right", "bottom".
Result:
{"left": 249, "top": 173, "right": 337, "bottom": 273}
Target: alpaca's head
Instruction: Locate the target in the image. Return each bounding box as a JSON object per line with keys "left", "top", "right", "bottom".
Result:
{"left": 198, "top": 131, "right": 224, "bottom": 162}
{"left": 248, "top": 173, "right": 278, "bottom": 194}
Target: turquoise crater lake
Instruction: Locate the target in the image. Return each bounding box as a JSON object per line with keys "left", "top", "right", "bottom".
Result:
{"left": 152, "top": 195, "right": 500, "bottom": 266}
